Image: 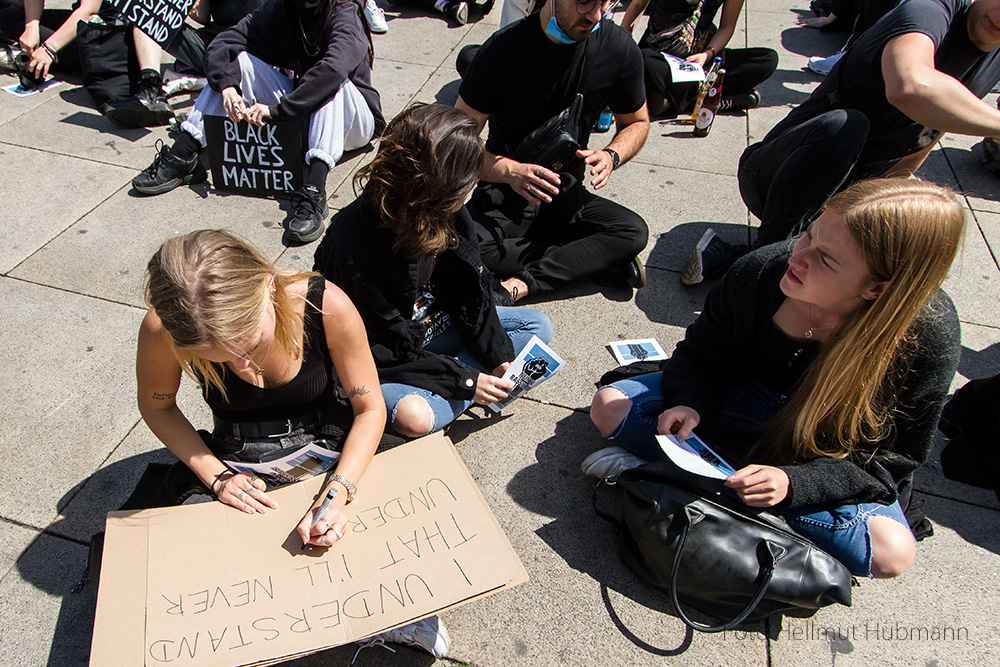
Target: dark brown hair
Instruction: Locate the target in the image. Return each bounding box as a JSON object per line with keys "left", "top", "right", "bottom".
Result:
{"left": 353, "top": 103, "right": 484, "bottom": 258}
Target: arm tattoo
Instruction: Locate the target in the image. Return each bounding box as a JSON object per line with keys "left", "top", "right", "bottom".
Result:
{"left": 152, "top": 392, "right": 176, "bottom": 400}
{"left": 347, "top": 386, "right": 369, "bottom": 398}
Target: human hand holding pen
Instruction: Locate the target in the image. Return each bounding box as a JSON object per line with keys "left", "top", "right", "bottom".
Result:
{"left": 297, "top": 485, "right": 348, "bottom": 547}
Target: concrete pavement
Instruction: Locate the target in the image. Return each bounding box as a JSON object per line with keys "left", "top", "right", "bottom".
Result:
{"left": 1, "top": 0, "right": 999, "bottom": 665}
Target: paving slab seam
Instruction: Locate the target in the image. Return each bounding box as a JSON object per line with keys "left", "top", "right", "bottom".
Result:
{"left": 967, "top": 211, "right": 1000, "bottom": 272}
{"left": 913, "top": 488, "right": 1000, "bottom": 513}
{"left": 0, "top": 275, "right": 145, "bottom": 311}
{"left": 0, "top": 138, "right": 142, "bottom": 173}
{"left": 3, "top": 180, "right": 131, "bottom": 277}
{"left": 628, "top": 156, "right": 746, "bottom": 179}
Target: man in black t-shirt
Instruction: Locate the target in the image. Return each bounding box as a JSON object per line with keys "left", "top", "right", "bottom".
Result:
{"left": 456, "top": 0, "right": 650, "bottom": 301}
{"left": 683, "top": 0, "right": 1000, "bottom": 285}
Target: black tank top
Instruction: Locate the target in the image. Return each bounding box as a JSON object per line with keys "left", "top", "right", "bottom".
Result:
{"left": 203, "top": 276, "right": 333, "bottom": 423}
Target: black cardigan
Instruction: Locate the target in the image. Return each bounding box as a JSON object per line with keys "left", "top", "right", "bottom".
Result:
{"left": 661, "top": 243, "right": 961, "bottom": 508}
{"left": 313, "top": 197, "right": 515, "bottom": 400}
{"left": 205, "top": 0, "right": 384, "bottom": 129}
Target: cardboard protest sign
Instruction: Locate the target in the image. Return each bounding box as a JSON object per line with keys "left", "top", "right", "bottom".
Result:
{"left": 90, "top": 433, "right": 528, "bottom": 666}
{"left": 105, "top": 0, "right": 196, "bottom": 47}
{"left": 204, "top": 116, "right": 304, "bottom": 197}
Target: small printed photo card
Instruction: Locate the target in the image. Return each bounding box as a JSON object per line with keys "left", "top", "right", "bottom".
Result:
{"left": 2, "top": 78, "right": 61, "bottom": 97}
{"left": 609, "top": 338, "right": 668, "bottom": 365}
{"left": 489, "top": 336, "right": 566, "bottom": 412}
{"left": 656, "top": 431, "right": 737, "bottom": 480}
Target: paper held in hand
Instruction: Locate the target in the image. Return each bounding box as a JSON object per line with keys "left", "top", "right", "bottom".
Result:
{"left": 90, "top": 432, "right": 528, "bottom": 667}
{"left": 660, "top": 53, "right": 706, "bottom": 83}
{"left": 656, "top": 431, "right": 737, "bottom": 480}
{"left": 488, "top": 335, "right": 566, "bottom": 412}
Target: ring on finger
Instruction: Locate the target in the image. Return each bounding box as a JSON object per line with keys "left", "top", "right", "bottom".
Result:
{"left": 237, "top": 490, "right": 246, "bottom": 500}
{"left": 333, "top": 529, "right": 343, "bottom": 540}
{"left": 318, "top": 518, "right": 329, "bottom": 530}
{"left": 535, "top": 168, "right": 542, "bottom": 176}
{"left": 249, "top": 474, "right": 259, "bottom": 484}
{"left": 527, "top": 183, "right": 533, "bottom": 192}
{"left": 318, "top": 535, "right": 326, "bottom": 546}
{"left": 245, "top": 487, "right": 254, "bottom": 497}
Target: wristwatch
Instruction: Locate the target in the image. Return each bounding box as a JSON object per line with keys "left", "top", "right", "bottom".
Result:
{"left": 603, "top": 148, "right": 620, "bottom": 170}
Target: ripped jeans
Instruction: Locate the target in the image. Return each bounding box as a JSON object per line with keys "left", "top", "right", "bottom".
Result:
{"left": 596, "top": 371, "right": 910, "bottom": 576}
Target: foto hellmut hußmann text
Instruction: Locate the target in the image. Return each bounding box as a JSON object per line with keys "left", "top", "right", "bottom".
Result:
{"left": 720, "top": 620, "right": 970, "bottom": 642}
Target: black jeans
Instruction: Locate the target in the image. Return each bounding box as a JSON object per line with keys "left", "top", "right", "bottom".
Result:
{"left": 468, "top": 180, "right": 648, "bottom": 294}
{"left": 738, "top": 109, "right": 870, "bottom": 245}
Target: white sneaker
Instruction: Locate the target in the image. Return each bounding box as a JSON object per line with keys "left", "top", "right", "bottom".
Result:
{"left": 364, "top": 0, "right": 388, "bottom": 33}
{"left": 807, "top": 51, "right": 844, "bottom": 77}
{"left": 581, "top": 446, "right": 648, "bottom": 480}
{"left": 358, "top": 616, "right": 451, "bottom": 659}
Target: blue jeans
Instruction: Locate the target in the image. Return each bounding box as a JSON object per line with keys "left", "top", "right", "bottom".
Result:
{"left": 381, "top": 307, "right": 553, "bottom": 434}
{"left": 597, "top": 371, "right": 910, "bottom": 577}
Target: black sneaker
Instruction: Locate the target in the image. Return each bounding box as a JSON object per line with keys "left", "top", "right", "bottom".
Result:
{"left": 444, "top": 1, "right": 468, "bottom": 25}
{"left": 480, "top": 0, "right": 495, "bottom": 14}
{"left": 287, "top": 185, "right": 329, "bottom": 244}
{"left": 133, "top": 140, "right": 206, "bottom": 195}
{"left": 680, "top": 229, "right": 746, "bottom": 285}
{"left": 719, "top": 90, "right": 761, "bottom": 113}
{"left": 104, "top": 75, "right": 175, "bottom": 128}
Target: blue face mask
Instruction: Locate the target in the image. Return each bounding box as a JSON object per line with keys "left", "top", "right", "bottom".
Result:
{"left": 545, "top": 15, "right": 600, "bottom": 45}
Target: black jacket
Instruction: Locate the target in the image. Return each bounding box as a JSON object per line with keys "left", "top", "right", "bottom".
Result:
{"left": 206, "top": 0, "right": 384, "bottom": 129}
{"left": 660, "top": 243, "right": 961, "bottom": 508}
{"left": 313, "top": 197, "right": 515, "bottom": 400}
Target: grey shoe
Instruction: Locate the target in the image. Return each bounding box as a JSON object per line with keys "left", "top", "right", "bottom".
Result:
{"left": 581, "top": 446, "right": 649, "bottom": 480}
{"left": 681, "top": 228, "right": 745, "bottom": 286}
{"left": 356, "top": 616, "right": 451, "bottom": 659}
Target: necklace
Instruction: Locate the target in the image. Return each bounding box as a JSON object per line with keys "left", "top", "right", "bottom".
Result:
{"left": 804, "top": 303, "right": 838, "bottom": 339}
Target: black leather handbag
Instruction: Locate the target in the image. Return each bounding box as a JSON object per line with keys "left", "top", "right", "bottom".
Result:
{"left": 610, "top": 461, "right": 853, "bottom": 632}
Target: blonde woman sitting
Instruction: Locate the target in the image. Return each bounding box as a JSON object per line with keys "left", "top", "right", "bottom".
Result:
{"left": 585, "top": 179, "right": 964, "bottom": 578}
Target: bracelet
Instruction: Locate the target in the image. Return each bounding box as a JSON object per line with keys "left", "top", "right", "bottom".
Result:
{"left": 40, "top": 42, "right": 58, "bottom": 63}
{"left": 329, "top": 473, "right": 357, "bottom": 504}
{"left": 211, "top": 470, "right": 234, "bottom": 496}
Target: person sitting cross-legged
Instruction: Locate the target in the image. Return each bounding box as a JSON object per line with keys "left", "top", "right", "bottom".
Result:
{"left": 131, "top": 0, "right": 384, "bottom": 245}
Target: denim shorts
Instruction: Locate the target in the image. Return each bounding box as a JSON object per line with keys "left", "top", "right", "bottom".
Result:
{"left": 596, "top": 371, "right": 911, "bottom": 577}
{"left": 382, "top": 306, "right": 553, "bottom": 434}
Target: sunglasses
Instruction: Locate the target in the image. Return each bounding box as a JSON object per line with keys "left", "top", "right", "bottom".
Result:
{"left": 575, "top": 0, "right": 613, "bottom": 14}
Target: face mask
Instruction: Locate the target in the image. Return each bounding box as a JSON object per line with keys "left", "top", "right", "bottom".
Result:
{"left": 545, "top": 15, "right": 600, "bottom": 44}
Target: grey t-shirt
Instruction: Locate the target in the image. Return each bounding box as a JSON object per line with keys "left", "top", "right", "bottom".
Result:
{"left": 765, "top": 0, "right": 1000, "bottom": 173}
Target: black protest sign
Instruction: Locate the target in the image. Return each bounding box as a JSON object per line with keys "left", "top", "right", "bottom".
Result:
{"left": 105, "top": 0, "right": 195, "bottom": 47}
{"left": 204, "top": 116, "right": 304, "bottom": 196}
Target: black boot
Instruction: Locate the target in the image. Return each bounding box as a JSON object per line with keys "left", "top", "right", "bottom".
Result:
{"left": 104, "top": 71, "right": 175, "bottom": 128}
{"left": 133, "top": 139, "right": 206, "bottom": 195}
{"left": 287, "top": 185, "right": 329, "bottom": 244}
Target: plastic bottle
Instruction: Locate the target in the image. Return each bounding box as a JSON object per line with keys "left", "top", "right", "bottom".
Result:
{"left": 694, "top": 68, "right": 726, "bottom": 137}
{"left": 594, "top": 106, "right": 613, "bottom": 133}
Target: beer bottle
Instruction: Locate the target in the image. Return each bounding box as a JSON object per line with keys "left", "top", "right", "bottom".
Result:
{"left": 693, "top": 68, "right": 726, "bottom": 137}
{"left": 690, "top": 56, "right": 722, "bottom": 124}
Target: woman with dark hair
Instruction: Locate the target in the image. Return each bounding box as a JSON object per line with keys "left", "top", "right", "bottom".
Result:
{"left": 585, "top": 178, "right": 965, "bottom": 579}
{"left": 314, "top": 103, "right": 554, "bottom": 437}
{"left": 131, "top": 0, "right": 384, "bottom": 244}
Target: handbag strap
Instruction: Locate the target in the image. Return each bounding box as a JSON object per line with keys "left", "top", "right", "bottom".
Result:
{"left": 668, "top": 504, "right": 779, "bottom": 633}
{"left": 577, "top": 24, "right": 598, "bottom": 96}
{"left": 591, "top": 479, "right": 622, "bottom": 530}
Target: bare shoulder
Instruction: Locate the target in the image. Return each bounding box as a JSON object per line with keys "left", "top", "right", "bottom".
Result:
{"left": 321, "top": 280, "right": 364, "bottom": 328}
